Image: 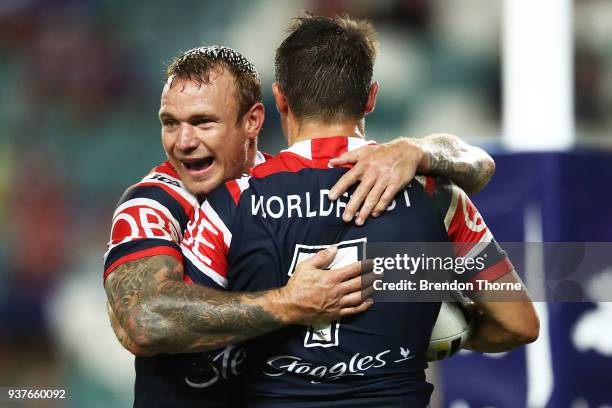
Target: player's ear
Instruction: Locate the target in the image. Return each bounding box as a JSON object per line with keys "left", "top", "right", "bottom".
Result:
{"left": 272, "top": 82, "right": 288, "bottom": 115}
{"left": 243, "top": 102, "right": 265, "bottom": 141}
{"left": 364, "top": 81, "right": 379, "bottom": 115}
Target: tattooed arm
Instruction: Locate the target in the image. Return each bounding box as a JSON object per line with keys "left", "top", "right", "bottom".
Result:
{"left": 328, "top": 133, "right": 495, "bottom": 224}
{"left": 414, "top": 133, "right": 495, "bottom": 195}
{"left": 105, "top": 248, "right": 370, "bottom": 356}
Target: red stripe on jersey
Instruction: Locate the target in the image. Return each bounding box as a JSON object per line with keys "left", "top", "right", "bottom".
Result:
{"left": 183, "top": 274, "right": 194, "bottom": 284}
{"left": 199, "top": 211, "right": 229, "bottom": 278}
{"left": 152, "top": 161, "right": 180, "bottom": 179}
{"left": 424, "top": 176, "right": 436, "bottom": 197}
{"left": 468, "top": 257, "right": 514, "bottom": 284}
{"left": 251, "top": 153, "right": 315, "bottom": 178}
{"left": 311, "top": 137, "right": 348, "bottom": 160}
{"left": 250, "top": 137, "right": 359, "bottom": 178}
{"left": 252, "top": 153, "right": 352, "bottom": 179}
{"left": 103, "top": 246, "right": 183, "bottom": 282}
{"left": 138, "top": 182, "right": 195, "bottom": 219}
{"left": 226, "top": 180, "right": 241, "bottom": 205}
{"left": 447, "top": 194, "right": 487, "bottom": 245}
{"left": 206, "top": 249, "right": 228, "bottom": 279}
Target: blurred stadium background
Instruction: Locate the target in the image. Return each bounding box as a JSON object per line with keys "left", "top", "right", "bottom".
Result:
{"left": 0, "top": 0, "right": 611, "bottom": 406}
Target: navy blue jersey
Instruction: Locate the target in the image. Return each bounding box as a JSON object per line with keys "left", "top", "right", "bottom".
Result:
{"left": 186, "top": 137, "right": 513, "bottom": 407}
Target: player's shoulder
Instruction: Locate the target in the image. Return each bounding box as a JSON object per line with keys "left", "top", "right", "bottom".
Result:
{"left": 118, "top": 161, "right": 198, "bottom": 215}
{"left": 415, "top": 176, "right": 491, "bottom": 243}
{"left": 104, "top": 161, "right": 190, "bottom": 281}
{"left": 136, "top": 161, "right": 197, "bottom": 203}
{"left": 413, "top": 175, "right": 461, "bottom": 211}
{"left": 413, "top": 176, "right": 478, "bottom": 228}
{"left": 108, "top": 161, "right": 198, "bottom": 253}
{"left": 148, "top": 160, "right": 181, "bottom": 181}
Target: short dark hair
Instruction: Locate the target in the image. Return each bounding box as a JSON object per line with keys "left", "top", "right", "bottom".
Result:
{"left": 275, "top": 14, "right": 378, "bottom": 123}
{"left": 166, "top": 45, "right": 262, "bottom": 120}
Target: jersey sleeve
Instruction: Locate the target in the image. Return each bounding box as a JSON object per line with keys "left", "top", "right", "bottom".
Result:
{"left": 180, "top": 179, "right": 243, "bottom": 288}
{"left": 420, "top": 176, "right": 514, "bottom": 284}
{"left": 103, "top": 174, "right": 197, "bottom": 282}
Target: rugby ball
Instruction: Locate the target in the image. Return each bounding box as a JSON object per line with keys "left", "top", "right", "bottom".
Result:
{"left": 427, "top": 302, "right": 472, "bottom": 361}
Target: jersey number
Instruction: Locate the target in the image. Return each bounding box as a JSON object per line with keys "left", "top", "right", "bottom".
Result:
{"left": 287, "top": 238, "right": 366, "bottom": 348}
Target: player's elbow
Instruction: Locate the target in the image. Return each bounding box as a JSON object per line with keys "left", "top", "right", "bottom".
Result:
{"left": 123, "top": 337, "right": 158, "bottom": 358}
{"left": 500, "top": 309, "right": 540, "bottom": 348}
{"left": 467, "top": 152, "right": 495, "bottom": 195}
{"left": 124, "top": 307, "right": 166, "bottom": 354}
{"left": 481, "top": 154, "right": 496, "bottom": 185}
{"left": 512, "top": 311, "right": 540, "bottom": 345}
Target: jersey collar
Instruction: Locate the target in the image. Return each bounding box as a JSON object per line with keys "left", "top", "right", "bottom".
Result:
{"left": 281, "top": 136, "right": 375, "bottom": 161}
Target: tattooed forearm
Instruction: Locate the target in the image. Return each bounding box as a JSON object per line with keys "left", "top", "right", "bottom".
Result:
{"left": 105, "top": 255, "right": 285, "bottom": 355}
{"left": 416, "top": 133, "right": 495, "bottom": 194}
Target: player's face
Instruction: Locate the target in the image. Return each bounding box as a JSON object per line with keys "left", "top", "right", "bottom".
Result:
{"left": 159, "top": 72, "right": 251, "bottom": 196}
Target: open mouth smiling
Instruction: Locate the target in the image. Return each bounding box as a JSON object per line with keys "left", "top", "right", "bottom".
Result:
{"left": 181, "top": 157, "right": 214, "bottom": 175}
